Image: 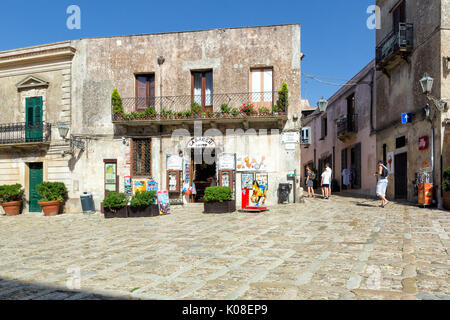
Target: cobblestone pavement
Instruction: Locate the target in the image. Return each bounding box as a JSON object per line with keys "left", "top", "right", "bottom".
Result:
{"left": 0, "top": 195, "right": 448, "bottom": 300}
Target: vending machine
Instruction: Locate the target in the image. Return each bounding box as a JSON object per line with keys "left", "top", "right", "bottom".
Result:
{"left": 241, "top": 172, "right": 268, "bottom": 212}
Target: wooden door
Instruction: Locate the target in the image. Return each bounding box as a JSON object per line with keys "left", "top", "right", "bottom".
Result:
{"left": 29, "top": 162, "right": 43, "bottom": 212}
{"left": 395, "top": 152, "right": 408, "bottom": 199}
{"left": 136, "top": 74, "right": 155, "bottom": 110}
{"left": 250, "top": 68, "right": 273, "bottom": 111}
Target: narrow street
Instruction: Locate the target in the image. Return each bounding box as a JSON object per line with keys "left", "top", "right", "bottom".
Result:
{"left": 0, "top": 195, "right": 448, "bottom": 300}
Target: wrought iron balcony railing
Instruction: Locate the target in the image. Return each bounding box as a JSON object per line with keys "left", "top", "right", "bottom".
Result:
{"left": 112, "top": 91, "right": 288, "bottom": 122}
{"left": 0, "top": 122, "right": 51, "bottom": 145}
{"left": 337, "top": 114, "right": 358, "bottom": 139}
{"left": 376, "top": 23, "right": 413, "bottom": 67}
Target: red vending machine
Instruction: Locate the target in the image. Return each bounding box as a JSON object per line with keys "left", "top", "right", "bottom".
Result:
{"left": 241, "top": 172, "right": 268, "bottom": 212}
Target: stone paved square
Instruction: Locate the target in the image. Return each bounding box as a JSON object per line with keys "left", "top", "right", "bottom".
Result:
{"left": 0, "top": 195, "right": 449, "bottom": 300}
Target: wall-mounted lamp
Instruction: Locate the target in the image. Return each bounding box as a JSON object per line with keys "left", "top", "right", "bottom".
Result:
{"left": 292, "top": 113, "right": 299, "bottom": 122}
{"left": 317, "top": 97, "right": 328, "bottom": 113}
{"left": 58, "top": 123, "right": 85, "bottom": 156}
{"left": 157, "top": 56, "right": 165, "bottom": 65}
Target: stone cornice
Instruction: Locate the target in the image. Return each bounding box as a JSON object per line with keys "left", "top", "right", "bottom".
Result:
{"left": 0, "top": 43, "right": 76, "bottom": 67}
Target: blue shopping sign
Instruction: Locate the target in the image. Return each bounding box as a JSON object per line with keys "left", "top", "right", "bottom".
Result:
{"left": 401, "top": 113, "right": 413, "bottom": 124}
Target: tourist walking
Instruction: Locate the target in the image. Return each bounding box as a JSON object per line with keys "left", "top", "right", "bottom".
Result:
{"left": 305, "top": 165, "right": 315, "bottom": 198}
{"left": 321, "top": 167, "right": 331, "bottom": 199}
{"left": 325, "top": 163, "right": 332, "bottom": 196}
{"left": 374, "top": 160, "right": 390, "bottom": 208}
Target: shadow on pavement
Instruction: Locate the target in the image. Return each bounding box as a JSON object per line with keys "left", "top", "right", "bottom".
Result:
{"left": 0, "top": 277, "right": 132, "bottom": 300}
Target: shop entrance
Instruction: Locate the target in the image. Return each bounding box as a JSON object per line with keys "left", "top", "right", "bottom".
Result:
{"left": 190, "top": 148, "right": 216, "bottom": 202}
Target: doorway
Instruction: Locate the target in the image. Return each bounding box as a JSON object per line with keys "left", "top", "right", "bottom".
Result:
{"left": 395, "top": 152, "right": 408, "bottom": 199}
{"left": 190, "top": 148, "right": 216, "bottom": 202}
{"left": 29, "top": 162, "right": 43, "bottom": 212}
{"left": 26, "top": 97, "right": 43, "bottom": 142}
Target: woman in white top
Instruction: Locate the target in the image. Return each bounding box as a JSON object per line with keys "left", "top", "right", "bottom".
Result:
{"left": 321, "top": 167, "right": 331, "bottom": 199}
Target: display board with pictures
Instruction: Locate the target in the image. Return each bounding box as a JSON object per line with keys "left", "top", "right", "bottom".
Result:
{"left": 157, "top": 190, "right": 171, "bottom": 215}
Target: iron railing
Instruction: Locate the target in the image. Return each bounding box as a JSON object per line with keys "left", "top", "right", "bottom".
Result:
{"left": 337, "top": 114, "right": 358, "bottom": 138}
{"left": 0, "top": 122, "right": 51, "bottom": 145}
{"left": 376, "top": 23, "right": 413, "bottom": 67}
{"left": 112, "top": 91, "right": 287, "bottom": 121}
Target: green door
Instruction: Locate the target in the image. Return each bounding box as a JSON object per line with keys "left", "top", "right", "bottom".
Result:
{"left": 25, "top": 97, "right": 43, "bottom": 142}
{"left": 29, "top": 163, "right": 43, "bottom": 212}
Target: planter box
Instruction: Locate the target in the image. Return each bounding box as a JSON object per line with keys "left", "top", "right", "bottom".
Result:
{"left": 1, "top": 201, "right": 23, "bottom": 216}
{"left": 104, "top": 206, "right": 128, "bottom": 218}
{"left": 128, "top": 205, "right": 159, "bottom": 217}
{"left": 204, "top": 200, "right": 236, "bottom": 214}
{"left": 444, "top": 191, "right": 450, "bottom": 210}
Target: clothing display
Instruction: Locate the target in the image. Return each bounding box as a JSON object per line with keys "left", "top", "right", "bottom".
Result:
{"left": 342, "top": 168, "right": 351, "bottom": 186}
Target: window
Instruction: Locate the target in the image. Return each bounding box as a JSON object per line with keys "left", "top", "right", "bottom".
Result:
{"left": 250, "top": 68, "right": 273, "bottom": 110}
{"left": 396, "top": 136, "right": 406, "bottom": 149}
{"left": 347, "top": 93, "right": 356, "bottom": 131}
{"left": 301, "top": 127, "right": 311, "bottom": 144}
{"left": 135, "top": 74, "right": 155, "bottom": 110}
{"left": 191, "top": 70, "right": 213, "bottom": 111}
{"left": 132, "top": 138, "right": 151, "bottom": 176}
{"left": 392, "top": 0, "right": 406, "bottom": 32}
{"left": 321, "top": 116, "right": 328, "bottom": 139}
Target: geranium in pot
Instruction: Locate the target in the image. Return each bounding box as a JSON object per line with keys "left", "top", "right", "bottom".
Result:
{"left": 103, "top": 192, "right": 128, "bottom": 218}
{"left": 0, "top": 184, "right": 24, "bottom": 216}
{"left": 443, "top": 167, "right": 450, "bottom": 210}
{"left": 203, "top": 186, "right": 236, "bottom": 214}
{"left": 129, "top": 190, "right": 157, "bottom": 217}
{"left": 36, "top": 182, "right": 68, "bottom": 216}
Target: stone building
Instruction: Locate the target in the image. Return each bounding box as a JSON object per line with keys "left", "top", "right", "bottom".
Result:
{"left": 0, "top": 24, "right": 303, "bottom": 213}
{"left": 300, "top": 60, "right": 377, "bottom": 197}
{"left": 375, "top": 0, "right": 450, "bottom": 207}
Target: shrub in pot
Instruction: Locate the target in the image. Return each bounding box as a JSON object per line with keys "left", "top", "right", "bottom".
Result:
{"left": 36, "top": 182, "right": 68, "bottom": 216}
{"left": 443, "top": 167, "right": 450, "bottom": 210}
{"left": 103, "top": 192, "right": 128, "bottom": 218}
{"left": 129, "top": 191, "right": 157, "bottom": 217}
{"left": 203, "top": 186, "right": 235, "bottom": 214}
{"left": 0, "top": 184, "right": 24, "bottom": 216}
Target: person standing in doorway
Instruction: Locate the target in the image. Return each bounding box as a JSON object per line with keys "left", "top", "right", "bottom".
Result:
{"left": 325, "top": 163, "right": 332, "bottom": 196}
{"left": 321, "top": 167, "right": 331, "bottom": 199}
{"left": 305, "top": 165, "right": 315, "bottom": 198}
{"left": 374, "top": 160, "right": 390, "bottom": 208}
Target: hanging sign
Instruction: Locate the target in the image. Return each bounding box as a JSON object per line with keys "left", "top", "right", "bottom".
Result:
{"left": 187, "top": 137, "right": 216, "bottom": 149}
{"left": 167, "top": 155, "right": 183, "bottom": 171}
{"left": 418, "top": 136, "right": 428, "bottom": 151}
{"left": 218, "top": 154, "right": 235, "bottom": 170}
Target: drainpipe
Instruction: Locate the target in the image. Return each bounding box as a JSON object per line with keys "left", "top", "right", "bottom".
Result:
{"left": 370, "top": 68, "right": 375, "bottom": 133}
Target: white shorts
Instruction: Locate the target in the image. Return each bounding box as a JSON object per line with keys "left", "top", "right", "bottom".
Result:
{"left": 376, "top": 178, "right": 388, "bottom": 197}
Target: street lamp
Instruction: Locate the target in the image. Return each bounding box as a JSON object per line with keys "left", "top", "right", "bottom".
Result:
{"left": 58, "top": 123, "right": 85, "bottom": 156}
{"left": 317, "top": 97, "right": 328, "bottom": 113}
{"left": 419, "top": 74, "right": 448, "bottom": 112}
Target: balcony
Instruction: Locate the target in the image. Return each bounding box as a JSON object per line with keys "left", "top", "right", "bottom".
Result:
{"left": 111, "top": 92, "right": 288, "bottom": 126}
{"left": 376, "top": 23, "right": 413, "bottom": 69}
{"left": 0, "top": 122, "right": 51, "bottom": 149}
{"left": 337, "top": 115, "right": 358, "bottom": 142}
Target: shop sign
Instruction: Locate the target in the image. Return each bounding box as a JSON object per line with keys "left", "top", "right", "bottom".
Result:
{"left": 418, "top": 136, "right": 428, "bottom": 151}
{"left": 281, "top": 132, "right": 300, "bottom": 144}
{"left": 218, "top": 154, "right": 235, "bottom": 170}
{"left": 236, "top": 155, "right": 267, "bottom": 171}
{"left": 167, "top": 155, "right": 183, "bottom": 170}
{"left": 187, "top": 137, "right": 215, "bottom": 148}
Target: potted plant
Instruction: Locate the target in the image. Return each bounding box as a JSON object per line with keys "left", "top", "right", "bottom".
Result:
{"left": 203, "top": 186, "right": 236, "bottom": 214}
{"left": 191, "top": 102, "right": 201, "bottom": 117}
{"left": 272, "top": 104, "right": 279, "bottom": 115}
{"left": 103, "top": 192, "right": 128, "bottom": 218}
{"left": 129, "top": 190, "right": 158, "bottom": 217}
{"left": 201, "top": 111, "right": 207, "bottom": 118}
{"left": 231, "top": 108, "right": 240, "bottom": 117}
{"left": 0, "top": 184, "right": 24, "bottom": 216}
{"left": 206, "top": 110, "right": 214, "bottom": 118}
{"left": 443, "top": 167, "right": 450, "bottom": 210}
{"left": 220, "top": 104, "right": 231, "bottom": 117}
{"left": 277, "top": 82, "right": 289, "bottom": 113}
{"left": 258, "top": 107, "right": 270, "bottom": 116}
{"left": 240, "top": 103, "right": 255, "bottom": 116}
{"left": 36, "top": 182, "right": 68, "bottom": 216}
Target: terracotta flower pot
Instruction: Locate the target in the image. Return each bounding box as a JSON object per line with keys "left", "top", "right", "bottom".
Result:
{"left": 38, "top": 200, "right": 61, "bottom": 216}
{"left": 1, "top": 201, "right": 23, "bottom": 216}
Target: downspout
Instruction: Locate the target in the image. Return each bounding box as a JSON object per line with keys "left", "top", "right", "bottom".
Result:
{"left": 370, "top": 67, "right": 375, "bottom": 133}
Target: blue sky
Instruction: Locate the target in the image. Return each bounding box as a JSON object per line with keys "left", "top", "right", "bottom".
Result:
{"left": 0, "top": 0, "right": 375, "bottom": 106}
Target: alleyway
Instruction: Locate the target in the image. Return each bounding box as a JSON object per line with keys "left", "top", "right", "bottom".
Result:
{"left": 0, "top": 195, "right": 448, "bottom": 300}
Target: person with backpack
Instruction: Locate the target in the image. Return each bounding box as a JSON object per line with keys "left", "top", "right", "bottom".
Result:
{"left": 305, "top": 165, "right": 315, "bottom": 198}
{"left": 374, "top": 160, "right": 390, "bottom": 208}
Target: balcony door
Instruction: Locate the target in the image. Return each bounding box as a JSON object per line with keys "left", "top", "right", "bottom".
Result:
{"left": 250, "top": 68, "right": 273, "bottom": 110}
{"left": 135, "top": 74, "right": 155, "bottom": 110}
{"left": 191, "top": 71, "right": 213, "bottom": 111}
{"left": 29, "top": 162, "right": 43, "bottom": 212}
{"left": 25, "top": 97, "right": 43, "bottom": 142}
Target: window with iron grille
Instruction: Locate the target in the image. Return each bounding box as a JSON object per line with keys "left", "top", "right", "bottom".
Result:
{"left": 132, "top": 138, "right": 152, "bottom": 176}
